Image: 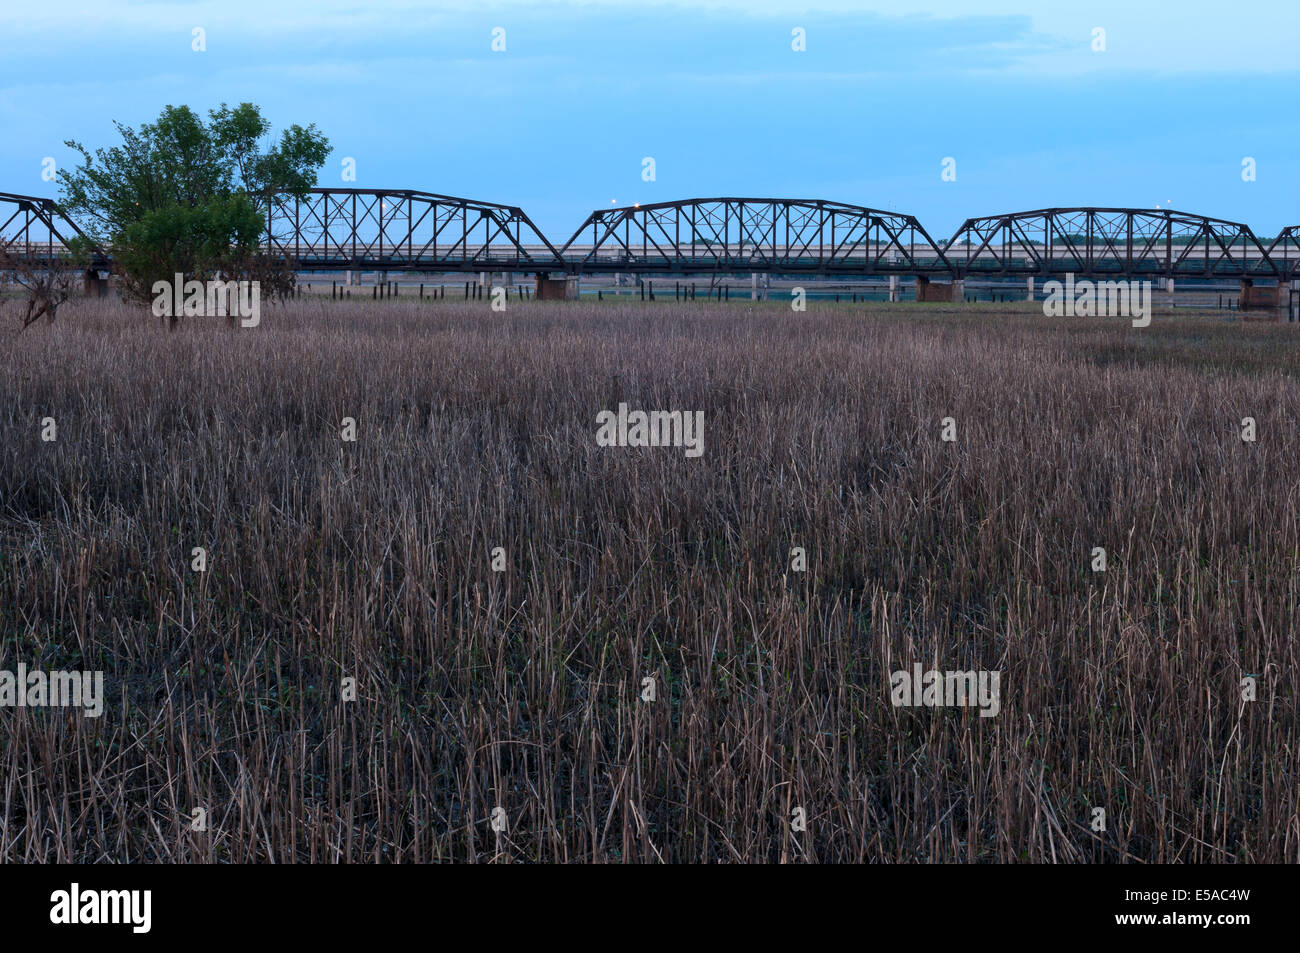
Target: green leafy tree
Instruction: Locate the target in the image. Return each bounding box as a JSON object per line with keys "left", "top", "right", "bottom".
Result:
{"left": 57, "top": 103, "right": 329, "bottom": 314}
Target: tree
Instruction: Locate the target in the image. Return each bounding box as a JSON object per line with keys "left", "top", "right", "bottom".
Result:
{"left": 56, "top": 103, "right": 329, "bottom": 319}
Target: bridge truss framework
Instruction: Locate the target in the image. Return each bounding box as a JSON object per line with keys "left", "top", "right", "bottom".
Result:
{"left": 2, "top": 190, "right": 1295, "bottom": 282}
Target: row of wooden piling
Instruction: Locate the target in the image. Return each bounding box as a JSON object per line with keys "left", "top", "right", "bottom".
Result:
{"left": 311, "top": 281, "right": 1250, "bottom": 308}
{"left": 327, "top": 282, "right": 536, "bottom": 301}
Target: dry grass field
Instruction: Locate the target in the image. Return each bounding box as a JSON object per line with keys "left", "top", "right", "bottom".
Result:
{"left": 1, "top": 297, "right": 1297, "bottom": 862}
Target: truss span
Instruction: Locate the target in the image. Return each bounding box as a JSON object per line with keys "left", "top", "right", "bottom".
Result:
{"left": 264, "top": 188, "right": 561, "bottom": 271}
{"left": 557, "top": 197, "right": 950, "bottom": 275}
{"left": 942, "top": 208, "right": 1280, "bottom": 279}
{"left": 1263, "top": 226, "right": 1299, "bottom": 280}
{"left": 0, "top": 192, "right": 93, "bottom": 260}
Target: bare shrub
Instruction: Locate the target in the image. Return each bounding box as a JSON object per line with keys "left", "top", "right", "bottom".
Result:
{"left": 0, "top": 249, "right": 80, "bottom": 330}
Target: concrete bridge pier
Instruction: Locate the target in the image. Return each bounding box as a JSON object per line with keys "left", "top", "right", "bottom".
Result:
{"left": 534, "top": 274, "right": 580, "bottom": 300}
{"left": 915, "top": 275, "right": 964, "bottom": 303}
{"left": 84, "top": 267, "right": 110, "bottom": 298}
{"left": 1240, "top": 278, "right": 1293, "bottom": 321}
{"left": 1026, "top": 277, "right": 1035, "bottom": 301}
{"left": 889, "top": 275, "right": 898, "bottom": 302}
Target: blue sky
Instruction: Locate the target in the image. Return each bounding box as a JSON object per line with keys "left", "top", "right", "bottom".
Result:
{"left": 1, "top": 0, "right": 1296, "bottom": 239}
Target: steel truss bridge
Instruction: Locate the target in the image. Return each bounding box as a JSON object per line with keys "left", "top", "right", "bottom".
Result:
{"left": 3, "top": 189, "right": 1296, "bottom": 281}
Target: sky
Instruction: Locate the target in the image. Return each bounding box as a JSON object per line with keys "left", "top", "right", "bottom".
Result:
{"left": 1, "top": 0, "right": 1296, "bottom": 240}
